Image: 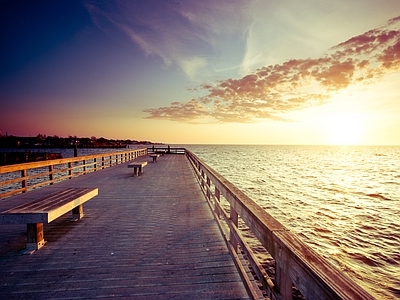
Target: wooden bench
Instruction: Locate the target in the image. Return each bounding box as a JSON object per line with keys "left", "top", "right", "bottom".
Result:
{"left": 128, "top": 161, "right": 147, "bottom": 176}
{"left": 0, "top": 187, "right": 98, "bottom": 252}
{"left": 157, "top": 150, "right": 167, "bottom": 155}
{"left": 149, "top": 154, "right": 160, "bottom": 162}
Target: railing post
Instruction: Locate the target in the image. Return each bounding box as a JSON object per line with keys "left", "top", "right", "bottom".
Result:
{"left": 230, "top": 206, "right": 238, "bottom": 252}
{"left": 49, "top": 165, "right": 54, "bottom": 185}
{"left": 68, "top": 162, "right": 73, "bottom": 179}
{"left": 206, "top": 177, "right": 211, "bottom": 200}
{"left": 83, "top": 160, "right": 87, "bottom": 174}
{"left": 215, "top": 187, "right": 221, "bottom": 218}
{"left": 201, "top": 170, "right": 205, "bottom": 189}
{"left": 276, "top": 263, "right": 293, "bottom": 300}
{"left": 94, "top": 158, "right": 97, "bottom": 171}
{"left": 102, "top": 157, "right": 105, "bottom": 169}
{"left": 21, "top": 169, "right": 27, "bottom": 192}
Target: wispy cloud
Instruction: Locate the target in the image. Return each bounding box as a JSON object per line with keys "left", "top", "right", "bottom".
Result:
{"left": 85, "top": 0, "right": 250, "bottom": 78}
{"left": 144, "top": 16, "right": 400, "bottom": 123}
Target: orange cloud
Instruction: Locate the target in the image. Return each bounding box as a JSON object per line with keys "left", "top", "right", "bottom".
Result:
{"left": 144, "top": 16, "right": 400, "bottom": 123}
{"left": 378, "top": 40, "right": 400, "bottom": 69}
{"left": 143, "top": 98, "right": 208, "bottom": 122}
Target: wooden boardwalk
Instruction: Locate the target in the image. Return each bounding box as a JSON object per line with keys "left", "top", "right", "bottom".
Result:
{"left": 0, "top": 155, "right": 252, "bottom": 299}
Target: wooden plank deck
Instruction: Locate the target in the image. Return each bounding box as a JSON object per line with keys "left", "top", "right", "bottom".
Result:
{"left": 0, "top": 154, "right": 252, "bottom": 299}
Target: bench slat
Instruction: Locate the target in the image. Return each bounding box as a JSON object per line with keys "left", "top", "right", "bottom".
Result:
{"left": 2, "top": 188, "right": 94, "bottom": 213}
{"left": 4, "top": 188, "right": 83, "bottom": 212}
{"left": 0, "top": 188, "right": 98, "bottom": 224}
{"left": 127, "top": 162, "right": 147, "bottom": 168}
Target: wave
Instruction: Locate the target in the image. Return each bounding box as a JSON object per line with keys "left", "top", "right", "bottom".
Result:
{"left": 366, "top": 193, "right": 391, "bottom": 200}
{"left": 348, "top": 251, "right": 384, "bottom": 267}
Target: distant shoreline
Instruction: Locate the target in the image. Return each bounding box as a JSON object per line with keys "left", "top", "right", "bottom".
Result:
{"left": 0, "top": 135, "right": 161, "bottom": 149}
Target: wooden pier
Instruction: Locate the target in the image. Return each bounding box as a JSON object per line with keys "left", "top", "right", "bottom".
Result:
{"left": 0, "top": 148, "right": 373, "bottom": 299}
{"left": 0, "top": 152, "right": 254, "bottom": 299}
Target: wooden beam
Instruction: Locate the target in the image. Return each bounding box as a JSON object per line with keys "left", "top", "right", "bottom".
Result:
{"left": 27, "top": 223, "right": 45, "bottom": 251}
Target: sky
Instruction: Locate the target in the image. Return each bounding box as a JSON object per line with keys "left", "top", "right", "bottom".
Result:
{"left": 1, "top": 0, "right": 400, "bottom": 145}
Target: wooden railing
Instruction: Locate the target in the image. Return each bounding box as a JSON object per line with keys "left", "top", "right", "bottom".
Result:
{"left": 0, "top": 148, "right": 147, "bottom": 199}
{"left": 186, "top": 150, "right": 373, "bottom": 300}
{"left": 147, "top": 146, "right": 186, "bottom": 154}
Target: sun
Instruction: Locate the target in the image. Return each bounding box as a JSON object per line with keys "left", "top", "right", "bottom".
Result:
{"left": 325, "top": 112, "right": 365, "bottom": 145}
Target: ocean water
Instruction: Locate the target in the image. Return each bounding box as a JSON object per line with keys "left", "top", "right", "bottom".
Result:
{"left": 184, "top": 145, "right": 400, "bottom": 299}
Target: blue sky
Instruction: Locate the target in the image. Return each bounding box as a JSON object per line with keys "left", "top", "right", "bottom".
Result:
{"left": 1, "top": 0, "right": 400, "bottom": 144}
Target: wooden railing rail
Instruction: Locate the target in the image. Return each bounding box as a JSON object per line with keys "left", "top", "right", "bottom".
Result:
{"left": 147, "top": 147, "right": 186, "bottom": 154}
{"left": 0, "top": 148, "right": 147, "bottom": 199}
{"left": 186, "top": 150, "right": 373, "bottom": 300}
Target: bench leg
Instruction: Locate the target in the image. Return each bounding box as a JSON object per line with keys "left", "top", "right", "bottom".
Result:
{"left": 133, "top": 166, "right": 144, "bottom": 176}
{"left": 72, "top": 204, "right": 84, "bottom": 221}
{"left": 134, "top": 167, "right": 139, "bottom": 176}
{"left": 26, "top": 223, "right": 46, "bottom": 251}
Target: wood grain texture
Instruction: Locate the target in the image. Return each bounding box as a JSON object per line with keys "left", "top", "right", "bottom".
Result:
{"left": 0, "top": 188, "right": 98, "bottom": 224}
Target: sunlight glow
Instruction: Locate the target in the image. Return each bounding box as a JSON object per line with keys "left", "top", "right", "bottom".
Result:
{"left": 325, "top": 113, "right": 365, "bottom": 145}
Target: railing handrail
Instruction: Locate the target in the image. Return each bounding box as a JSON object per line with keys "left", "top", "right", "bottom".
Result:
{"left": 0, "top": 148, "right": 148, "bottom": 199}
{"left": 0, "top": 149, "right": 142, "bottom": 173}
{"left": 147, "top": 147, "right": 186, "bottom": 154}
{"left": 186, "top": 150, "right": 373, "bottom": 300}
